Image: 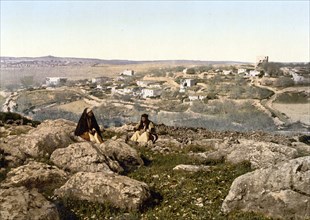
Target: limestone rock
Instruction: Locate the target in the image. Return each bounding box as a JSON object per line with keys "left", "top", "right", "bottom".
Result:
{"left": 0, "top": 120, "right": 76, "bottom": 167}
{"left": 0, "top": 136, "right": 26, "bottom": 167}
{"left": 55, "top": 172, "right": 151, "bottom": 211}
{"left": 1, "top": 161, "right": 68, "bottom": 190}
{"left": 0, "top": 186, "right": 60, "bottom": 220}
{"left": 291, "top": 141, "right": 310, "bottom": 155}
{"left": 173, "top": 164, "right": 211, "bottom": 172}
{"left": 50, "top": 142, "right": 121, "bottom": 174}
{"left": 106, "top": 124, "right": 135, "bottom": 134}
{"left": 213, "top": 139, "right": 298, "bottom": 169}
{"left": 189, "top": 151, "right": 225, "bottom": 164}
{"left": 222, "top": 156, "right": 310, "bottom": 219}
{"left": 98, "top": 140, "right": 143, "bottom": 172}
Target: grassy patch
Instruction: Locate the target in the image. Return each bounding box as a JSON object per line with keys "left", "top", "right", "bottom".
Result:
{"left": 274, "top": 92, "right": 309, "bottom": 104}
{"left": 53, "top": 148, "right": 269, "bottom": 219}
{"left": 127, "top": 149, "right": 268, "bottom": 220}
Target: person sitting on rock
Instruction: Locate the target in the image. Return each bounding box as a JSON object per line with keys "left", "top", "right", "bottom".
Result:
{"left": 74, "top": 108, "right": 103, "bottom": 143}
{"left": 130, "top": 114, "right": 158, "bottom": 144}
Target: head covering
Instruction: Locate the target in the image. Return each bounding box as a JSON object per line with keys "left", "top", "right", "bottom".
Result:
{"left": 141, "top": 113, "right": 149, "bottom": 119}
{"left": 137, "top": 113, "right": 150, "bottom": 130}
{"left": 74, "top": 108, "right": 102, "bottom": 138}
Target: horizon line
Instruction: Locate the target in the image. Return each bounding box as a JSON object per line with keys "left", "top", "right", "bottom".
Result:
{"left": 1, "top": 55, "right": 309, "bottom": 64}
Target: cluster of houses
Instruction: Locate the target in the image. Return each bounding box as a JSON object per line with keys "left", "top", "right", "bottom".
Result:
{"left": 41, "top": 56, "right": 308, "bottom": 103}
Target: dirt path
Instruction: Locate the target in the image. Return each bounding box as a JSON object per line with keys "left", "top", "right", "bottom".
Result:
{"left": 252, "top": 79, "right": 309, "bottom": 126}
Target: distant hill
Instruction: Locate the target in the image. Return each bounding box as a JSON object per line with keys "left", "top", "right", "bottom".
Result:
{"left": 0, "top": 55, "right": 250, "bottom": 66}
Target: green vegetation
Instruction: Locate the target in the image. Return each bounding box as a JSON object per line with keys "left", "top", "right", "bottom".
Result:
{"left": 0, "top": 95, "right": 5, "bottom": 108}
{"left": 274, "top": 92, "right": 309, "bottom": 104}
{"left": 0, "top": 112, "right": 40, "bottom": 126}
{"left": 273, "top": 77, "right": 294, "bottom": 88}
{"left": 54, "top": 147, "right": 269, "bottom": 219}
{"left": 188, "top": 100, "right": 276, "bottom": 131}
{"left": 16, "top": 90, "right": 83, "bottom": 114}
{"left": 157, "top": 100, "right": 189, "bottom": 112}
{"left": 33, "top": 109, "right": 79, "bottom": 123}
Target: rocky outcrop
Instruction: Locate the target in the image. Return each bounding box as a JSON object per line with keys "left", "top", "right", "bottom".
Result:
{"left": 18, "top": 119, "right": 76, "bottom": 158}
{"left": 50, "top": 142, "right": 122, "bottom": 174}
{"left": 222, "top": 156, "right": 310, "bottom": 220}
{"left": 55, "top": 172, "right": 151, "bottom": 211}
{"left": 0, "top": 119, "right": 76, "bottom": 167}
{"left": 173, "top": 164, "right": 211, "bottom": 172}
{"left": 0, "top": 186, "right": 60, "bottom": 220}
{"left": 205, "top": 139, "right": 298, "bottom": 169}
{"left": 291, "top": 141, "right": 310, "bottom": 155}
{"left": 98, "top": 140, "right": 144, "bottom": 172}
{"left": 1, "top": 161, "right": 68, "bottom": 190}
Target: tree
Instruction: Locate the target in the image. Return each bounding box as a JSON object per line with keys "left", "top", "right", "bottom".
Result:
{"left": 274, "top": 77, "right": 294, "bottom": 88}
{"left": 185, "top": 68, "right": 196, "bottom": 74}
{"left": 20, "top": 75, "right": 34, "bottom": 88}
{"left": 262, "top": 62, "right": 283, "bottom": 77}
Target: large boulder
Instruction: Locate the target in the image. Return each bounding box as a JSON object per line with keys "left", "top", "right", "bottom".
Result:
{"left": 1, "top": 119, "right": 76, "bottom": 165}
{"left": 98, "top": 140, "right": 144, "bottom": 172}
{"left": 0, "top": 136, "right": 26, "bottom": 167}
{"left": 0, "top": 186, "right": 60, "bottom": 220}
{"left": 18, "top": 119, "right": 76, "bottom": 158}
{"left": 222, "top": 156, "right": 310, "bottom": 219}
{"left": 213, "top": 139, "right": 298, "bottom": 169}
{"left": 50, "top": 142, "right": 122, "bottom": 174}
{"left": 1, "top": 161, "right": 68, "bottom": 190}
{"left": 55, "top": 172, "right": 151, "bottom": 211}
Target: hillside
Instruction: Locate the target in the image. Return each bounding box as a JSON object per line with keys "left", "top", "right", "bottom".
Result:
{"left": 0, "top": 113, "right": 309, "bottom": 219}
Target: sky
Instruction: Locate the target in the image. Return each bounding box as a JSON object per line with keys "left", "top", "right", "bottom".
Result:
{"left": 0, "top": 1, "right": 309, "bottom": 62}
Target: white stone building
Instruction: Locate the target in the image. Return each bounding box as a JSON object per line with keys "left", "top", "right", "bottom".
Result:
{"left": 92, "top": 77, "right": 108, "bottom": 84}
{"left": 45, "top": 77, "right": 67, "bottom": 86}
{"left": 188, "top": 93, "right": 207, "bottom": 101}
{"left": 223, "top": 70, "right": 233, "bottom": 75}
{"left": 238, "top": 69, "right": 247, "bottom": 74}
{"left": 256, "top": 56, "right": 269, "bottom": 67}
{"left": 291, "top": 72, "right": 305, "bottom": 83}
{"left": 121, "top": 69, "right": 134, "bottom": 76}
{"left": 180, "top": 79, "right": 197, "bottom": 92}
{"left": 248, "top": 70, "right": 261, "bottom": 77}
{"left": 142, "top": 88, "right": 162, "bottom": 98}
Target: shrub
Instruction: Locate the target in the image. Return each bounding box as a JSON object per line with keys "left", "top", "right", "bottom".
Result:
{"left": 273, "top": 77, "right": 294, "bottom": 88}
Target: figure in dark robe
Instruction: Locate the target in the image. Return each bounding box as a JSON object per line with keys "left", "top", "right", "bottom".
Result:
{"left": 75, "top": 108, "right": 103, "bottom": 143}
{"left": 130, "top": 114, "right": 158, "bottom": 143}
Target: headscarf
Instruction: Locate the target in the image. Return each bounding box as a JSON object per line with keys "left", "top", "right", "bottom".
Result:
{"left": 74, "top": 108, "right": 102, "bottom": 138}
{"left": 137, "top": 114, "right": 151, "bottom": 130}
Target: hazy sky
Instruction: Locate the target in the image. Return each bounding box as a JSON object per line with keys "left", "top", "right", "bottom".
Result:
{"left": 1, "top": 1, "right": 309, "bottom": 62}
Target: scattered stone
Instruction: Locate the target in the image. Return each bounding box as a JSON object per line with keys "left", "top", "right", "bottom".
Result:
{"left": 1, "top": 161, "right": 68, "bottom": 191}
{"left": 189, "top": 151, "right": 225, "bottom": 164}
{"left": 55, "top": 172, "right": 151, "bottom": 211}
{"left": 98, "top": 140, "right": 143, "bottom": 172}
{"left": 1, "top": 119, "right": 76, "bottom": 165}
{"left": 50, "top": 142, "right": 119, "bottom": 174}
{"left": 214, "top": 139, "right": 298, "bottom": 169}
{"left": 0, "top": 186, "right": 60, "bottom": 220}
{"left": 222, "top": 156, "right": 310, "bottom": 219}
{"left": 173, "top": 164, "right": 211, "bottom": 172}
{"left": 291, "top": 142, "right": 310, "bottom": 155}
{"left": 151, "top": 146, "right": 171, "bottom": 154}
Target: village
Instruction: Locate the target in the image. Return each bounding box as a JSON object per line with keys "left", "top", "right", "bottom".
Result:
{"left": 0, "top": 56, "right": 309, "bottom": 132}
{"left": 38, "top": 56, "right": 309, "bottom": 100}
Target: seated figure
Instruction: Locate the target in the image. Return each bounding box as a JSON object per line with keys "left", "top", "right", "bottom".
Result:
{"left": 74, "top": 108, "right": 103, "bottom": 143}
{"left": 130, "top": 114, "right": 158, "bottom": 143}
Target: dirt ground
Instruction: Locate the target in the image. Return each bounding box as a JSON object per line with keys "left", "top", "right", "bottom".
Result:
{"left": 53, "top": 100, "right": 92, "bottom": 114}
{"left": 272, "top": 103, "right": 310, "bottom": 125}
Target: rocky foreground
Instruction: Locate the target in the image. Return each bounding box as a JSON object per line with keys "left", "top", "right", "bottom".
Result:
{"left": 0, "top": 116, "right": 309, "bottom": 220}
